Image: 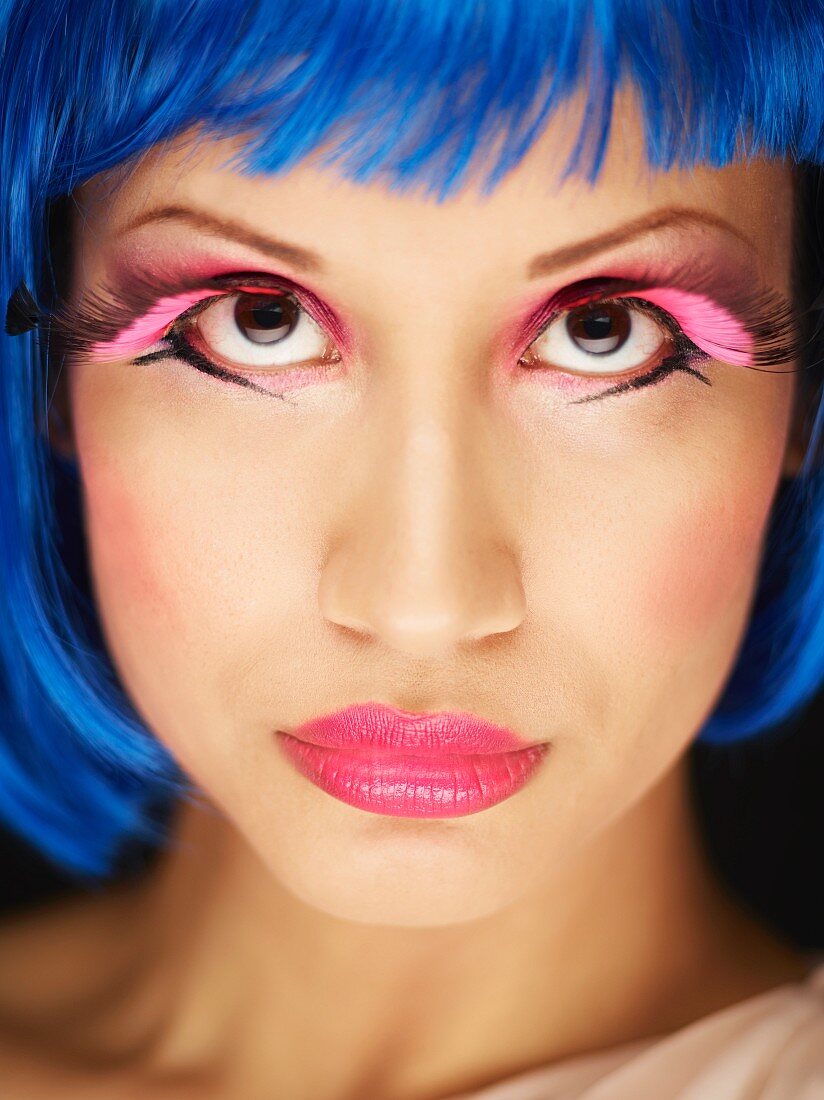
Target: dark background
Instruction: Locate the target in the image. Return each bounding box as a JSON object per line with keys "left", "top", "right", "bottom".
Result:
{"left": 0, "top": 698, "right": 822, "bottom": 948}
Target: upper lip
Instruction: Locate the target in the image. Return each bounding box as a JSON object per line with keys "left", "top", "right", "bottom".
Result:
{"left": 282, "top": 701, "right": 542, "bottom": 756}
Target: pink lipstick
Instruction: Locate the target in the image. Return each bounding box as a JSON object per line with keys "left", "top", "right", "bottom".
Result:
{"left": 275, "top": 701, "right": 549, "bottom": 818}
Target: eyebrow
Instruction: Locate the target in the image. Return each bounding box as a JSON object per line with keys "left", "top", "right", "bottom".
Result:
{"left": 117, "top": 203, "right": 756, "bottom": 281}
{"left": 117, "top": 205, "right": 326, "bottom": 273}
{"left": 525, "top": 207, "right": 756, "bottom": 278}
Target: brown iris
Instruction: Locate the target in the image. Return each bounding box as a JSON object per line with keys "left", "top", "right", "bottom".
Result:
{"left": 565, "top": 302, "right": 631, "bottom": 355}
{"left": 233, "top": 293, "right": 298, "bottom": 345}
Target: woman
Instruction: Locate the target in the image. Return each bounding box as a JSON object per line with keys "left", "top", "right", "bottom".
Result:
{"left": 0, "top": 0, "right": 823, "bottom": 1095}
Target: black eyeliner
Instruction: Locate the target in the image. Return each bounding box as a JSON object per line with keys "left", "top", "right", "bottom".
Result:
{"left": 134, "top": 329, "right": 296, "bottom": 403}
{"left": 567, "top": 354, "right": 712, "bottom": 404}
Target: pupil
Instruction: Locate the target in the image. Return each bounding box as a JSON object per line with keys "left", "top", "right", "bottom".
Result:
{"left": 566, "top": 302, "right": 631, "bottom": 355}
{"left": 249, "top": 302, "right": 285, "bottom": 329}
{"left": 234, "top": 293, "right": 296, "bottom": 344}
{"left": 581, "top": 312, "right": 614, "bottom": 339}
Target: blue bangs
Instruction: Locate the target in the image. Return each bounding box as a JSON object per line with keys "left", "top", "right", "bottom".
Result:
{"left": 1, "top": 0, "right": 824, "bottom": 877}
{"left": 23, "top": 0, "right": 824, "bottom": 202}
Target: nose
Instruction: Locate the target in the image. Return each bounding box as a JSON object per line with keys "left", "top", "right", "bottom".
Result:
{"left": 317, "top": 371, "right": 527, "bottom": 659}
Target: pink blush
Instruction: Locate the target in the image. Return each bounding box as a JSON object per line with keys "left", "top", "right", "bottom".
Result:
{"left": 639, "top": 288, "right": 754, "bottom": 366}
{"left": 89, "top": 290, "right": 225, "bottom": 361}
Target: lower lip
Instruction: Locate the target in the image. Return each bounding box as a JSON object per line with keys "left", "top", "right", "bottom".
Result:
{"left": 275, "top": 733, "right": 549, "bottom": 818}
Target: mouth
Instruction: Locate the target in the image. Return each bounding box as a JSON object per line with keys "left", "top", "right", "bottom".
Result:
{"left": 274, "top": 701, "right": 550, "bottom": 818}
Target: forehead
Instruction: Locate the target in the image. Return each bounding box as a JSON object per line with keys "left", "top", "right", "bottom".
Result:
{"left": 75, "top": 89, "right": 794, "bottom": 292}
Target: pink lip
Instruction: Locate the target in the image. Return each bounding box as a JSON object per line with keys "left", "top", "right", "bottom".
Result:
{"left": 274, "top": 701, "right": 549, "bottom": 818}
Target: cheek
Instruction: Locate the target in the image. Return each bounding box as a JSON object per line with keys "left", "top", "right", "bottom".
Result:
{"left": 633, "top": 390, "right": 792, "bottom": 645}
{"left": 75, "top": 428, "right": 307, "bottom": 738}
{"left": 78, "top": 455, "right": 223, "bottom": 738}
{"left": 82, "top": 456, "right": 290, "bottom": 653}
{"left": 516, "top": 372, "right": 794, "bottom": 748}
{"left": 78, "top": 453, "right": 319, "bottom": 782}
{"left": 75, "top": 397, "right": 338, "bottom": 683}
{"left": 84, "top": 468, "right": 184, "bottom": 632}
{"left": 636, "top": 471, "right": 774, "bottom": 641}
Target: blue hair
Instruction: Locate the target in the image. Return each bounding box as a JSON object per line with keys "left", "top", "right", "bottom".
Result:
{"left": 2, "top": 0, "right": 824, "bottom": 878}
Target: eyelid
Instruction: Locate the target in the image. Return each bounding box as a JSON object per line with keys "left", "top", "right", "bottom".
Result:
{"left": 164, "top": 284, "right": 309, "bottom": 341}
{"left": 52, "top": 268, "right": 354, "bottom": 364}
{"left": 515, "top": 278, "right": 754, "bottom": 371}
{"left": 533, "top": 293, "right": 682, "bottom": 338}
{"left": 519, "top": 296, "right": 698, "bottom": 384}
{"left": 174, "top": 289, "right": 343, "bottom": 376}
{"left": 523, "top": 290, "right": 696, "bottom": 364}
{"left": 529, "top": 281, "right": 670, "bottom": 332}
{"left": 187, "top": 273, "right": 353, "bottom": 355}
{"left": 508, "top": 264, "right": 802, "bottom": 373}
{"left": 57, "top": 260, "right": 799, "bottom": 379}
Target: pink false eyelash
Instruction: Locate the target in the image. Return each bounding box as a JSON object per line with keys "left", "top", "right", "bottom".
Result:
{"left": 45, "top": 256, "right": 807, "bottom": 377}
{"left": 87, "top": 289, "right": 229, "bottom": 360}
{"left": 45, "top": 268, "right": 346, "bottom": 364}
{"left": 517, "top": 260, "right": 808, "bottom": 372}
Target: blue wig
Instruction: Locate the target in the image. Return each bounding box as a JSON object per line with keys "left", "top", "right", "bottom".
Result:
{"left": 2, "top": 0, "right": 824, "bottom": 879}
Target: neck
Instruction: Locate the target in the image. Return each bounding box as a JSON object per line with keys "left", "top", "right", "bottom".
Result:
{"left": 91, "top": 755, "right": 806, "bottom": 1099}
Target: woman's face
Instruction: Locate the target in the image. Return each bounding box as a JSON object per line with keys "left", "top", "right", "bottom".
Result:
{"left": 60, "top": 100, "right": 800, "bottom": 927}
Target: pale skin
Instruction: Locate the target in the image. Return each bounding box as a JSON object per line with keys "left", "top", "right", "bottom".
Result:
{"left": 0, "top": 92, "right": 814, "bottom": 1097}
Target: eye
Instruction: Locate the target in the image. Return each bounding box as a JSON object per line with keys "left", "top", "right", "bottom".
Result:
{"left": 185, "top": 290, "right": 332, "bottom": 370}
{"left": 520, "top": 300, "right": 674, "bottom": 376}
